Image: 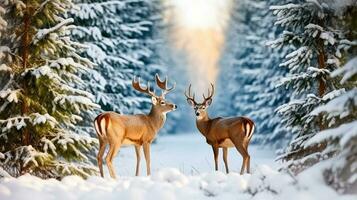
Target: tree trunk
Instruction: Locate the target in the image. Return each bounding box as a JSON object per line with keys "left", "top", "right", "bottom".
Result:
{"left": 21, "top": 1, "right": 31, "bottom": 146}
{"left": 317, "top": 40, "right": 327, "bottom": 132}
{"left": 317, "top": 50, "right": 326, "bottom": 97}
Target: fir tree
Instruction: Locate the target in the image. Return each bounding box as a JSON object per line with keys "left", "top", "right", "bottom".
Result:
{"left": 300, "top": 5, "right": 357, "bottom": 192}
{"left": 216, "top": 0, "right": 291, "bottom": 148}
{"left": 70, "top": 0, "right": 164, "bottom": 127}
{"left": 0, "top": 0, "right": 99, "bottom": 178}
{"left": 270, "top": 0, "right": 356, "bottom": 175}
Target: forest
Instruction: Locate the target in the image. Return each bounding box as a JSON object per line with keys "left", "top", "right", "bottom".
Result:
{"left": 0, "top": 0, "right": 356, "bottom": 199}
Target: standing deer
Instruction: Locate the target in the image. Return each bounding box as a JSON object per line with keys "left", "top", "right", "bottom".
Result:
{"left": 184, "top": 84, "right": 254, "bottom": 174}
{"left": 94, "top": 74, "right": 177, "bottom": 179}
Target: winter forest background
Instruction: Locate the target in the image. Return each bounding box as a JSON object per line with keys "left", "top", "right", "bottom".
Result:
{"left": 0, "top": 0, "right": 356, "bottom": 199}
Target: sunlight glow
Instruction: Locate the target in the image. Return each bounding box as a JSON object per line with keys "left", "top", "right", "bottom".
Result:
{"left": 172, "top": 0, "right": 232, "bottom": 29}
{"left": 165, "top": 0, "right": 233, "bottom": 89}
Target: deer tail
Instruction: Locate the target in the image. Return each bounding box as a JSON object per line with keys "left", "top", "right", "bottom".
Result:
{"left": 244, "top": 119, "right": 255, "bottom": 140}
{"left": 94, "top": 114, "right": 108, "bottom": 137}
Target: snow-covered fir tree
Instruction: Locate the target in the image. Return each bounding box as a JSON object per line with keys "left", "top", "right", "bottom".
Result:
{"left": 70, "top": 0, "right": 165, "bottom": 131}
{"left": 270, "top": 0, "right": 356, "bottom": 178}
{"left": 0, "top": 0, "right": 99, "bottom": 178}
{"left": 216, "top": 0, "right": 291, "bottom": 148}
{"left": 300, "top": 5, "right": 357, "bottom": 193}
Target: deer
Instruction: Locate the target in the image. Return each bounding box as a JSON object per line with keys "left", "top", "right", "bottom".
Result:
{"left": 184, "top": 84, "right": 255, "bottom": 174}
{"left": 94, "top": 74, "right": 177, "bottom": 179}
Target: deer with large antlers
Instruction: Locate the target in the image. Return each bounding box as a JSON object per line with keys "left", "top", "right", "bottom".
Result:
{"left": 185, "top": 84, "right": 255, "bottom": 174}
{"left": 94, "top": 74, "right": 176, "bottom": 179}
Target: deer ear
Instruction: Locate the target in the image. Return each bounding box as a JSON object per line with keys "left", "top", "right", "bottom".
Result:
{"left": 205, "top": 99, "right": 212, "bottom": 106}
{"left": 151, "top": 97, "right": 157, "bottom": 105}
{"left": 187, "top": 99, "right": 195, "bottom": 107}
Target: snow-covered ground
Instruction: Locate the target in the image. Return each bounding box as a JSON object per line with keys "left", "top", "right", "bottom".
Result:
{"left": 113, "top": 133, "right": 277, "bottom": 176}
{"left": 0, "top": 133, "right": 355, "bottom": 200}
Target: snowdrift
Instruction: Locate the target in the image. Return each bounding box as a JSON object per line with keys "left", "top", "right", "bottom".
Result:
{"left": 0, "top": 165, "right": 355, "bottom": 200}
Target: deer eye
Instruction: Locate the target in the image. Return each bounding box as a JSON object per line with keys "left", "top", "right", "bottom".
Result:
{"left": 160, "top": 101, "right": 165, "bottom": 105}
{"left": 202, "top": 106, "right": 206, "bottom": 109}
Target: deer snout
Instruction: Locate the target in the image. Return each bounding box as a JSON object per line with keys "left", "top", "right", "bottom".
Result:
{"left": 195, "top": 111, "right": 200, "bottom": 116}
{"left": 173, "top": 104, "right": 177, "bottom": 109}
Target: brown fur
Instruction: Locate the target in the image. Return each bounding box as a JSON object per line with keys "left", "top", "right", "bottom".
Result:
{"left": 94, "top": 75, "right": 176, "bottom": 179}
{"left": 185, "top": 84, "right": 255, "bottom": 174}
{"left": 195, "top": 112, "right": 255, "bottom": 174}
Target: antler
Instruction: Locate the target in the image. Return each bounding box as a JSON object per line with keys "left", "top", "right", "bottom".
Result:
{"left": 184, "top": 84, "right": 198, "bottom": 105}
{"left": 132, "top": 76, "right": 156, "bottom": 97}
{"left": 155, "top": 74, "right": 176, "bottom": 97}
{"left": 202, "top": 83, "right": 214, "bottom": 104}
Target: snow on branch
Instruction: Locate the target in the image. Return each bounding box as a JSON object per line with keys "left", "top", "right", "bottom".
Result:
{"left": 32, "top": 113, "right": 57, "bottom": 126}
{"left": 23, "top": 65, "right": 61, "bottom": 79}
{"left": 311, "top": 88, "right": 357, "bottom": 118}
{"left": 0, "top": 64, "right": 11, "bottom": 72}
{"left": 0, "top": 46, "right": 11, "bottom": 60}
{"left": 305, "top": 121, "right": 357, "bottom": 148}
{"left": 54, "top": 94, "right": 100, "bottom": 112}
{"left": 0, "top": 88, "right": 21, "bottom": 103}
{"left": 72, "top": 1, "right": 126, "bottom": 20}
{"left": 52, "top": 131, "right": 97, "bottom": 161}
{"left": 22, "top": 57, "right": 89, "bottom": 86}
{"left": 331, "top": 57, "right": 357, "bottom": 84}
{"left": 0, "top": 113, "right": 58, "bottom": 132}
{"left": 270, "top": 4, "right": 301, "bottom": 11}
{"left": 41, "top": 137, "right": 57, "bottom": 156}
{"left": 280, "top": 46, "right": 312, "bottom": 71}
{"left": 33, "top": 18, "right": 74, "bottom": 44}
{"left": 54, "top": 161, "right": 97, "bottom": 178}
{"left": 3, "top": 145, "right": 52, "bottom": 168}
{"left": 304, "top": 23, "right": 336, "bottom": 45}
{"left": 277, "top": 64, "right": 330, "bottom": 91}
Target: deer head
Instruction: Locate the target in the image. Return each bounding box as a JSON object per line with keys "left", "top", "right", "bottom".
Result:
{"left": 132, "top": 74, "right": 177, "bottom": 114}
{"left": 185, "top": 83, "right": 214, "bottom": 120}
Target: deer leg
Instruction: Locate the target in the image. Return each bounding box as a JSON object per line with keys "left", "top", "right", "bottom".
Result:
{"left": 211, "top": 145, "right": 219, "bottom": 171}
{"left": 232, "top": 139, "right": 249, "bottom": 175}
{"left": 244, "top": 141, "right": 251, "bottom": 173}
{"left": 143, "top": 143, "right": 151, "bottom": 176}
{"left": 97, "top": 139, "right": 107, "bottom": 177}
{"left": 246, "top": 154, "right": 251, "bottom": 173}
{"left": 105, "top": 139, "right": 121, "bottom": 179}
{"left": 105, "top": 143, "right": 116, "bottom": 178}
{"left": 223, "top": 147, "right": 229, "bottom": 174}
{"left": 107, "top": 141, "right": 121, "bottom": 179}
{"left": 135, "top": 145, "right": 141, "bottom": 176}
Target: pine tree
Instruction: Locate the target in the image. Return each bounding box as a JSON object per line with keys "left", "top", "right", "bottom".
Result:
{"left": 0, "top": 0, "right": 98, "bottom": 178}
{"left": 270, "top": 0, "right": 356, "bottom": 174}
{"left": 301, "top": 5, "right": 357, "bottom": 192}
{"left": 70, "top": 0, "right": 164, "bottom": 129}
{"left": 216, "top": 0, "right": 291, "bottom": 148}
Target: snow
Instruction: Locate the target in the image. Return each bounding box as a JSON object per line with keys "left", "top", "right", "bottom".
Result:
{"left": 1, "top": 134, "right": 355, "bottom": 200}
{"left": 0, "top": 89, "right": 21, "bottom": 103}
{"left": 0, "top": 64, "right": 11, "bottom": 72}
{"left": 0, "top": 113, "right": 58, "bottom": 132}
{"left": 311, "top": 88, "right": 357, "bottom": 118}
{"left": 331, "top": 57, "right": 357, "bottom": 84}
{"left": 33, "top": 18, "right": 74, "bottom": 44}
{"left": 304, "top": 121, "right": 357, "bottom": 148}
{"left": 112, "top": 134, "right": 277, "bottom": 176}
{"left": 320, "top": 31, "right": 335, "bottom": 45}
